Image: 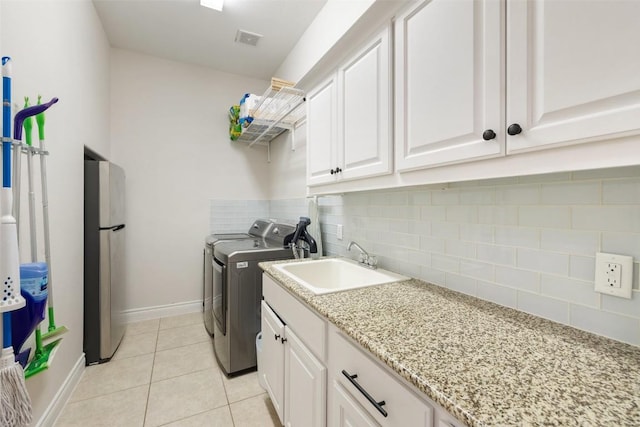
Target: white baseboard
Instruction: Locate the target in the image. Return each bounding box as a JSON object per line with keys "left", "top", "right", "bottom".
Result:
{"left": 36, "top": 353, "right": 85, "bottom": 427}
{"left": 122, "top": 300, "right": 202, "bottom": 324}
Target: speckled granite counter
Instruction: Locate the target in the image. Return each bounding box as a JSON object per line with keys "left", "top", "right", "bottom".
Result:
{"left": 260, "top": 258, "right": 640, "bottom": 427}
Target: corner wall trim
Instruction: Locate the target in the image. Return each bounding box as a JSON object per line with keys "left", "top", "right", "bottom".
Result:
{"left": 36, "top": 353, "right": 85, "bottom": 427}
{"left": 122, "top": 300, "right": 202, "bottom": 324}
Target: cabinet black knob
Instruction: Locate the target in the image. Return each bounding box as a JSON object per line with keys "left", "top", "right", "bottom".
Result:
{"left": 330, "top": 169, "right": 335, "bottom": 175}
{"left": 274, "top": 334, "right": 280, "bottom": 341}
{"left": 507, "top": 123, "right": 522, "bottom": 136}
{"left": 482, "top": 129, "right": 496, "bottom": 141}
{"left": 335, "top": 167, "right": 342, "bottom": 173}
{"left": 281, "top": 337, "right": 287, "bottom": 344}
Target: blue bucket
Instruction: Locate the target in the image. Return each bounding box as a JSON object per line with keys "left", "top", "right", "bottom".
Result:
{"left": 11, "top": 262, "right": 48, "bottom": 359}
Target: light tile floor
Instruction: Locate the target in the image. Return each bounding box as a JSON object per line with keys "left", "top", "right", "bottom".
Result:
{"left": 55, "top": 312, "right": 281, "bottom": 427}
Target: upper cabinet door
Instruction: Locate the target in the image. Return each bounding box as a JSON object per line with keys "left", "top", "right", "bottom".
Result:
{"left": 339, "top": 26, "right": 392, "bottom": 181}
{"left": 307, "top": 74, "right": 339, "bottom": 186}
{"left": 395, "top": 0, "right": 504, "bottom": 171}
{"left": 507, "top": 0, "right": 640, "bottom": 153}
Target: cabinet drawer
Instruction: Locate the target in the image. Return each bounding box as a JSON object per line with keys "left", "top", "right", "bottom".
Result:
{"left": 263, "top": 274, "right": 327, "bottom": 362}
{"left": 329, "top": 326, "right": 434, "bottom": 427}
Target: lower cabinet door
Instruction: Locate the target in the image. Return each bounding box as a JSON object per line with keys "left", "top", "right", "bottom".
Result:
{"left": 330, "top": 381, "right": 380, "bottom": 427}
{"left": 284, "top": 327, "right": 326, "bottom": 427}
{"left": 261, "top": 301, "right": 285, "bottom": 424}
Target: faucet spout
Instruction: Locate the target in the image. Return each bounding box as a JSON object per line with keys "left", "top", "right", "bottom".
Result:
{"left": 347, "top": 241, "right": 377, "bottom": 269}
{"left": 347, "top": 241, "right": 368, "bottom": 257}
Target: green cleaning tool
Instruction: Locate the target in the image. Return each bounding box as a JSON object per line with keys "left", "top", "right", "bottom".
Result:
{"left": 23, "top": 96, "right": 61, "bottom": 379}
{"left": 37, "top": 95, "right": 68, "bottom": 342}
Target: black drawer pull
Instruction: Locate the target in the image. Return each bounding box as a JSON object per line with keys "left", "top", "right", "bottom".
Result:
{"left": 341, "top": 370, "right": 388, "bottom": 417}
{"left": 274, "top": 334, "right": 280, "bottom": 341}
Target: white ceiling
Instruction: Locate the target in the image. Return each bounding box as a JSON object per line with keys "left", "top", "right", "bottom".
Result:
{"left": 92, "top": 0, "right": 327, "bottom": 80}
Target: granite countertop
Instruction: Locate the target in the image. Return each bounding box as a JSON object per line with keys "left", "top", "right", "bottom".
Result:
{"left": 260, "top": 258, "right": 640, "bottom": 427}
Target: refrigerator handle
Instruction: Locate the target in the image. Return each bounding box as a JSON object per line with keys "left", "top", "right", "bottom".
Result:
{"left": 99, "top": 224, "right": 126, "bottom": 232}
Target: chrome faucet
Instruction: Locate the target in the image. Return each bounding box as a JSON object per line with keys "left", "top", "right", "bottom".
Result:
{"left": 347, "top": 241, "right": 377, "bottom": 269}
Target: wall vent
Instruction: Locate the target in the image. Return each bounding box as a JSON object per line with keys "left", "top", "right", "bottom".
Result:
{"left": 235, "top": 29, "right": 263, "bottom": 46}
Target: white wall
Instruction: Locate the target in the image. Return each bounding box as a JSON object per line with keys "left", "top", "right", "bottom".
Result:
{"left": 110, "top": 49, "right": 270, "bottom": 311}
{"left": 275, "top": 0, "right": 375, "bottom": 84}
{"left": 0, "top": 0, "right": 111, "bottom": 423}
{"left": 267, "top": 122, "right": 307, "bottom": 200}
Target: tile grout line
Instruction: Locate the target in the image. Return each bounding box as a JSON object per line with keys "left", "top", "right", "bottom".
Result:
{"left": 142, "top": 322, "right": 161, "bottom": 427}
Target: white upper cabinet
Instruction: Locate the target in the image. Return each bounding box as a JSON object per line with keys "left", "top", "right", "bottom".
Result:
{"left": 307, "top": 74, "right": 338, "bottom": 186}
{"left": 395, "top": 0, "right": 504, "bottom": 171}
{"left": 339, "top": 25, "right": 392, "bottom": 181}
{"left": 506, "top": 0, "right": 640, "bottom": 153}
{"left": 307, "top": 25, "right": 393, "bottom": 187}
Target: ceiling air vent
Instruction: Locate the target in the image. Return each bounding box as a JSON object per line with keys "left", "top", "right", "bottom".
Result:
{"left": 235, "top": 29, "right": 263, "bottom": 47}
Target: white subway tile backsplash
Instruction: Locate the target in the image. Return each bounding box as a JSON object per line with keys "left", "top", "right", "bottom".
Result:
{"left": 572, "top": 206, "right": 640, "bottom": 232}
{"left": 431, "top": 222, "right": 460, "bottom": 239}
{"left": 569, "top": 255, "right": 596, "bottom": 282}
{"left": 477, "top": 280, "right": 517, "bottom": 308}
{"left": 431, "top": 254, "right": 459, "bottom": 273}
{"left": 460, "top": 259, "right": 494, "bottom": 281}
{"left": 407, "top": 250, "right": 430, "bottom": 266}
{"left": 459, "top": 188, "right": 495, "bottom": 205}
{"left": 421, "top": 206, "right": 447, "bottom": 221}
{"left": 570, "top": 305, "right": 640, "bottom": 346}
{"left": 602, "top": 179, "right": 640, "bottom": 204}
{"left": 420, "top": 236, "right": 446, "bottom": 253}
{"left": 601, "top": 232, "right": 640, "bottom": 260}
{"left": 408, "top": 220, "right": 431, "bottom": 236}
{"left": 410, "top": 191, "right": 431, "bottom": 206}
{"left": 494, "top": 226, "right": 539, "bottom": 249}
{"left": 389, "top": 219, "right": 410, "bottom": 233}
{"left": 601, "top": 292, "right": 640, "bottom": 320}
{"left": 459, "top": 224, "right": 494, "bottom": 243}
{"left": 432, "top": 189, "right": 460, "bottom": 205}
{"left": 446, "top": 206, "right": 479, "bottom": 223}
{"left": 517, "top": 292, "right": 569, "bottom": 324}
{"left": 445, "top": 273, "right": 477, "bottom": 296}
{"left": 420, "top": 267, "right": 446, "bottom": 286}
{"left": 370, "top": 191, "right": 408, "bottom": 206}
{"left": 478, "top": 206, "right": 518, "bottom": 225}
{"left": 540, "top": 230, "right": 599, "bottom": 256}
{"left": 495, "top": 184, "right": 540, "bottom": 205}
{"left": 495, "top": 266, "right": 539, "bottom": 292}
{"left": 540, "top": 181, "right": 601, "bottom": 205}
{"left": 476, "top": 244, "right": 516, "bottom": 266}
{"left": 518, "top": 206, "right": 571, "bottom": 228}
{"left": 540, "top": 275, "right": 599, "bottom": 308}
{"left": 445, "top": 240, "right": 476, "bottom": 259}
{"left": 517, "top": 248, "right": 569, "bottom": 276}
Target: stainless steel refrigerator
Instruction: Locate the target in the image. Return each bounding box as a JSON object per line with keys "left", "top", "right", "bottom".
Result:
{"left": 84, "top": 160, "right": 126, "bottom": 365}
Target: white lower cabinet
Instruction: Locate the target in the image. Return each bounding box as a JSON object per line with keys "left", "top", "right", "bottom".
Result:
{"left": 331, "top": 381, "right": 379, "bottom": 427}
{"left": 261, "top": 300, "right": 286, "bottom": 422}
{"left": 261, "top": 275, "right": 327, "bottom": 427}
{"left": 327, "top": 326, "right": 434, "bottom": 427}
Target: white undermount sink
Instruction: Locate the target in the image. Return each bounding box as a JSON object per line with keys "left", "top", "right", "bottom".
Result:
{"left": 273, "top": 258, "right": 408, "bottom": 295}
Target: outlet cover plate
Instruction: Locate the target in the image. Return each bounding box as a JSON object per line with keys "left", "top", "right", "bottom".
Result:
{"left": 594, "top": 252, "right": 633, "bottom": 299}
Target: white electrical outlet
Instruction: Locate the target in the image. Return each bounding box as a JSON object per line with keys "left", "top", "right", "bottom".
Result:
{"left": 336, "top": 224, "right": 343, "bottom": 240}
{"left": 594, "top": 252, "right": 633, "bottom": 299}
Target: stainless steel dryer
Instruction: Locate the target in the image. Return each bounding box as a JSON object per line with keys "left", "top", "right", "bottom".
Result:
{"left": 212, "top": 223, "right": 296, "bottom": 375}
{"left": 203, "top": 219, "right": 272, "bottom": 335}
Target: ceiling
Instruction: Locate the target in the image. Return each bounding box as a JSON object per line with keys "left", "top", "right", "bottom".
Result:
{"left": 92, "top": 0, "right": 327, "bottom": 81}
